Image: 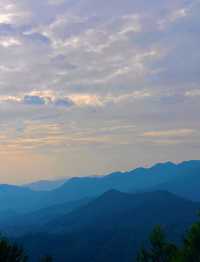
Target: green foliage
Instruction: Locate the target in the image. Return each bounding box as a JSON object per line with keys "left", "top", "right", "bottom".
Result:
{"left": 40, "top": 255, "right": 53, "bottom": 262}
{"left": 137, "top": 225, "right": 177, "bottom": 262}
{"left": 138, "top": 215, "right": 200, "bottom": 262}
{"left": 0, "top": 237, "right": 28, "bottom": 262}
{"left": 177, "top": 220, "right": 200, "bottom": 262}
{"left": 0, "top": 235, "right": 54, "bottom": 262}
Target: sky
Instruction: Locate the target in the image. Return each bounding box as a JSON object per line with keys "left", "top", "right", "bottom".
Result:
{"left": 0, "top": 0, "right": 200, "bottom": 184}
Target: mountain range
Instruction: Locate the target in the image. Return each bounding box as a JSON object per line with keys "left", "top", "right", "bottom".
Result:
{"left": 18, "top": 190, "right": 199, "bottom": 262}
{"left": 0, "top": 160, "right": 200, "bottom": 261}
{"left": 24, "top": 178, "right": 69, "bottom": 191}
{"left": 0, "top": 160, "right": 200, "bottom": 214}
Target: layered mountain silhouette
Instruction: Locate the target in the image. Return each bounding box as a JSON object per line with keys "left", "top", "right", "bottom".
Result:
{"left": 45, "top": 190, "right": 199, "bottom": 234}
{"left": 150, "top": 161, "right": 200, "bottom": 201}
{"left": 0, "top": 160, "right": 200, "bottom": 215}
{"left": 24, "top": 179, "right": 69, "bottom": 191}
{"left": 0, "top": 160, "right": 200, "bottom": 261}
{"left": 0, "top": 197, "right": 91, "bottom": 237}
{"left": 18, "top": 190, "right": 199, "bottom": 262}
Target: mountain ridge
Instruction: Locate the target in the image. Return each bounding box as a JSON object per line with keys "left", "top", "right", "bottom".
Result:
{"left": 18, "top": 189, "right": 200, "bottom": 262}
{"left": 0, "top": 160, "right": 199, "bottom": 213}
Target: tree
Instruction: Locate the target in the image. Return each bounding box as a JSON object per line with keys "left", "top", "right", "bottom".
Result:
{"left": 137, "top": 225, "right": 178, "bottom": 262}
{"left": 138, "top": 214, "right": 200, "bottom": 262}
{"left": 40, "top": 255, "right": 53, "bottom": 262}
{"left": 0, "top": 237, "right": 28, "bottom": 262}
{"left": 176, "top": 216, "right": 200, "bottom": 262}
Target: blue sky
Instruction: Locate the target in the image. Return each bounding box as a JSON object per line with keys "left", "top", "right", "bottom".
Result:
{"left": 0, "top": 0, "right": 200, "bottom": 183}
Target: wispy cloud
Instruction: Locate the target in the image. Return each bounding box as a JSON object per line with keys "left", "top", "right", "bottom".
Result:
{"left": 185, "top": 89, "right": 200, "bottom": 97}
{"left": 142, "top": 129, "right": 196, "bottom": 138}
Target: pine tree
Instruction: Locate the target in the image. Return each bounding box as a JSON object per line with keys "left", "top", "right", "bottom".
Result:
{"left": 137, "top": 213, "right": 200, "bottom": 262}
{"left": 137, "top": 226, "right": 178, "bottom": 262}
{"left": 0, "top": 237, "right": 28, "bottom": 262}
{"left": 40, "top": 255, "right": 53, "bottom": 262}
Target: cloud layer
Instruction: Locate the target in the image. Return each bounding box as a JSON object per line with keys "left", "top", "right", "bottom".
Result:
{"left": 0, "top": 0, "right": 200, "bottom": 183}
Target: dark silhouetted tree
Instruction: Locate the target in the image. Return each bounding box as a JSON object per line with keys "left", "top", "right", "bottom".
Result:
{"left": 40, "top": 255, "right": 53, "bottom": 262}
{"left": 138, "top": 214, "right": 200, "bottom": 262}
{"left": 0, "top": 237, "right": 28, "bottom": 262}
{"left": 176, "top": 214, "right": 200, "bottom": 262}
{"left": 137, "top": 225, "right": 178, "bottom": 262}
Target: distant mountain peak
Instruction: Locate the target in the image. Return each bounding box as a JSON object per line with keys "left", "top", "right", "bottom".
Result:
{"left": 150, "top": 161, "right": 176, "bottom": 169}
{"left": 101, "top": 189, "right": 122, "bottom": 196}
{"left": 179, "top": 160, "right": 200, "bottom": 167}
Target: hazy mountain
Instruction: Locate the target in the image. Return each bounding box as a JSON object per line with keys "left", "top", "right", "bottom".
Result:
{"left": 0, "top": 198, "right": 91, "bottom": 237}
{"left": 18, "top": 190, "right": 199, "bottom": 262}
{"left": 45, "top": 160, "right": 200, "bottom": 203}
{"left": 0, "top": 185, "right": 44, "bottom": 213}
{"left": 47, "top": 162, "right": 177, "bottom": 201}
{"left": 46, "top": 190, "right": 199, "bottom": 234}
{"left": 150, "top": 161, "right": 200, "bottom": 201}
{"left": 0, "top": 160, "right": 200, "bottom": 214}
{"left": 24, "top": 179, "right": 69, "bottom": 191}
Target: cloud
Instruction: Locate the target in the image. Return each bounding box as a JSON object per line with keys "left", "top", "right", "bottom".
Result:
{"left": 0, "top": 92, "right": 74, "bottom": 108}
{"left": 185, "top": 89, "right": 200, "bottom": 97}
{"left": 54, "top": 98, "right": 74, "bottom": 107}
{"left": 68, "top": 94, "right": 103, "bottom": 107}
{"left": 158, "top": 8, "right": 188, "bottom": 30}
{"left": 0, "top": 95, "right": 20, "bottom": 102}
{"left": 0, "top": 37, "right": 21, "bottom": 47}
{"left": 0, "top": 2, "right": 30, "bottom": 25}
{"left": 23, "top": 95, "right": 47, "bottom": 105}
{"left": 142, "top": 129, "right": 196, "bottom": 138}
{"left": 0, "top": 121, "right": 136, "bottom": 155}
{"left": 140, "top": 128, "right": 200, "bottom": 147}
{"left": 0, "top": 89, "right": 153, "bottom": 109}
{"left": 0, "top": 0, "right": 200, "bottom": 182}
{"left": 48, "top": 0, "right": 66, "bottom": 5}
